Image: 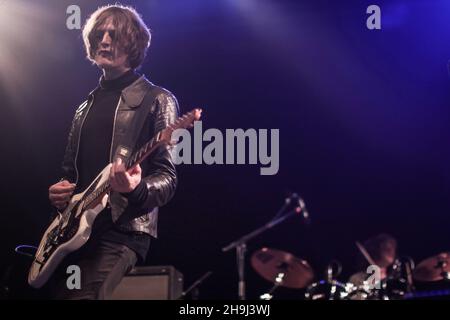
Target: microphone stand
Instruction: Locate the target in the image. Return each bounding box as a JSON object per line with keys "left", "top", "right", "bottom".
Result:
{"left": 222, "top": 199, "right": 307, "bottom": 300}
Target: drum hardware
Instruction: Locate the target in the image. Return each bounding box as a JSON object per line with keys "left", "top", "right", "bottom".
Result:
{"left": 222, "top": 194, "right": 310, "bottom": 300}
{"left": 325, "top": 260, "right": 343, "bottom": 282}
{"left": 305, "top": 260, "right": 355, "bottom": 300}
{"left": 377, "top": 256, "right": 415, "bottom": 300}
{"left": 259, "top": 272, "right": 286, "bottom": 300}
{"left": 305, "top": 280, "right": 355, "bottom": 300}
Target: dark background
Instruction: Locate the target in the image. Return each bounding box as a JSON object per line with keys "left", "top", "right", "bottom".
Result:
{"left": 0, "top": 0, "right": 450, "bottom": 299}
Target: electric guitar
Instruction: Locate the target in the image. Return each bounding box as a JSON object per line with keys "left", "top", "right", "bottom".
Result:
{"left": 28, "top": 108, "right": 202, "bottom": 288}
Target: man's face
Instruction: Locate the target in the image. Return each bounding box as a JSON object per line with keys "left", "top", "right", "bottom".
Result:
{"left": 93, "top": 18, "right": 129, "bottom": 71}
{"left": 378, "top": 242, "right": 396, "bottom": 268}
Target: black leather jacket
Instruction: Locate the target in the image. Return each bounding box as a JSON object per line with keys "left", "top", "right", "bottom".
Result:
{"left": 61, "top": 75, "right": 179, "bottom": 237}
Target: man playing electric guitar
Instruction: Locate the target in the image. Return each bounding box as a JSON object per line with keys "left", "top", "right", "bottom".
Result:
{"left": 45, "top": 5, "right": 178, "bottom": 299}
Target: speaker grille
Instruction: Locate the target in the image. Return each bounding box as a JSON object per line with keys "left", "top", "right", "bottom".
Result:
{"left": 110, "top": 266, "right": 183, "bottom": 300}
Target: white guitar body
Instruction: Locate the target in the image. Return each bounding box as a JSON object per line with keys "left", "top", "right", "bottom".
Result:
{"left": 28, "top": 164, "right": 112, "bottom": 288}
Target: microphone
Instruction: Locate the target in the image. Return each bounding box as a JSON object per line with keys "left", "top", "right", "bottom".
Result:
{"left": 272, "top": 193, "right": 311, "bottom": 224}
{"left": 290, "top": 193, "right": 310, "bottom": 223}
{"left": 284, "top": 193, "right": 298, "bottom": 205}
{"left": 297, "top": 197, "right": 310, "bottom": 221}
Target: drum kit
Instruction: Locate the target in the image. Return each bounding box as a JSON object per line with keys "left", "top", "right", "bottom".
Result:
{"left": 250, "top": 247, "right": 450, "bottom": 300}
{"left": 222, "top": 195, "right": 450, "bottom": 300}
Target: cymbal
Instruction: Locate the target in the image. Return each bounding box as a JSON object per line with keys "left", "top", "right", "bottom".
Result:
{"left": 413, "top": 252, "right": 450, "bottom": 282}
{"left": 251, "top": 247, "right": 314, "bottom": 289}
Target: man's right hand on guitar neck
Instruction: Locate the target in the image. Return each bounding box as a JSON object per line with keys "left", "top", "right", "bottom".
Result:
{"left": 49, "top": 180, "right": 76, "bottom": 211}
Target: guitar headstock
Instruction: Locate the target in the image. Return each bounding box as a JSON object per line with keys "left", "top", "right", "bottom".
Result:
{"left": 160, "top": 108, "right": 202, "bottom": 144}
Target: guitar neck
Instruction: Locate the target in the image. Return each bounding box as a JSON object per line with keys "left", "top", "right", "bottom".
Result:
{"left": 125, "top": 131, "right": 163, "bottom": 171}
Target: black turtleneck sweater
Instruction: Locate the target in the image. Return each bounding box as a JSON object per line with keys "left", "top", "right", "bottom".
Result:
{"left": 76, "top": 69, "right": 150, "bottom": 261}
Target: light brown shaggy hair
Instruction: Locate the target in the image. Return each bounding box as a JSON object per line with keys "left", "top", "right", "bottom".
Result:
{"left": 82, "top": 5, "right": 151, "bottom": 69}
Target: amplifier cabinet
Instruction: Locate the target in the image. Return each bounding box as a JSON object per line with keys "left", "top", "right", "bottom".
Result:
{"left": 110, "top": 266, "right": 183, "bottom": 300}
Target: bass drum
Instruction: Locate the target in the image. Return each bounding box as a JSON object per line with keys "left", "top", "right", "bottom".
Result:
{"left": 305, "top": 280, "right": 355, "bottom": 300}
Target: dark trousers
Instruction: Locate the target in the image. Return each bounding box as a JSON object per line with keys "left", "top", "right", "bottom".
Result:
{"left": 50, "top": 239, "right": 137, "bottom": 300}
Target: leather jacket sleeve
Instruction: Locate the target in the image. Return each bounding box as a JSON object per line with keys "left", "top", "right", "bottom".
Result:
{"left": 134, "top": 91, "right": 179, "bottom": 211}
